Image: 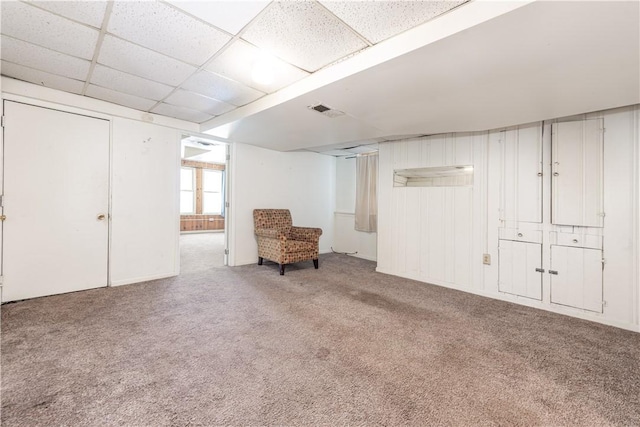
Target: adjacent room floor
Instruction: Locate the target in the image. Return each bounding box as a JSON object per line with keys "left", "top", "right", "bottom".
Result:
{"left": 2, "top": 239, "right": 639, "bottom": 426}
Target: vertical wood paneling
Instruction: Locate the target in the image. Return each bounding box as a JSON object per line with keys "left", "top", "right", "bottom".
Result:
{"left": 405, "top": 188, "right": 421, "bottom": 275}
{"left": 444, "top": 188, "right": 456, "bottom": 283}
{"left": 453, "top": 188, "right": 473, "bottom": 286}
{"left": 427, "top": 188, "right": 446, "bottom": 281}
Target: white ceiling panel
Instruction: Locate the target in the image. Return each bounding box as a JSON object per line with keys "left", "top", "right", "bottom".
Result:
{"left": 182, "top": 71, "right": 265, "bottom": 106}
{"left": 90, "top": 65, "right": 174, "bottom": 101}
{"left": 166, "top": 1, "right": 270, "bottom": 35}
{"left": 0, "top": 1, "right": 99, "bottom": 60}
{"left": 1, "top": 36, "right": 91, "bottom": 80}
{"left": 1, "top": 61, "right": 85, "bottom": 94}
{"left": 98, "top": 35, "right": 197, "bottom": 86}
{"left": 241, "top": 1, "right": 368, "bottom": 72}
{"left": 320, "top": 0, "right": 468, "bottom": 44}
{"left": 85, "top": 84, "right": 157, "bottom": 111}
{"left": 108, "top": 1, "right": 231, "bottom": 66}
{"left": 165, "top": 90, "right": 236, "bottom": 116}
{"left": 206, "top": 39, "right": 309, "bottom": 94}
{"left": 25, "top": 0, "right": 108, "bottom": 28}
{"left": 151, "top": 103, "right": 214, "bottom": 123}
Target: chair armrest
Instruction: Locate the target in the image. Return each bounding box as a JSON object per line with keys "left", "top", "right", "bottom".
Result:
{"left": 255, "top": 228, "right": 287, "bottom": 239}
{"left": 290, "top": 226, "right": 323, "bottom": 242}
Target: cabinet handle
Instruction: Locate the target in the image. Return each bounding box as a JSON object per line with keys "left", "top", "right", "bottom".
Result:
{"left": 572, "top": 239, "right": 578, "bottom": 243}
{"left": 549, "top": 270, "right": 558, "bottom": 275}
{"left": 535, "top": 268, "right": 545, "bottom": 273}
{"left": 553, "top": 172, "right": 559, "bottom": 176}
{"left": 537, "top": 172, "right": 543, "bottom": 177}
{"left": 517, "top": 233, "right": 523, "bottom": 237}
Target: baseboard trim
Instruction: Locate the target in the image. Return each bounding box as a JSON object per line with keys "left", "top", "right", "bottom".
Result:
{"left": 110, "top": 271, "right": 178, "bottom": 287}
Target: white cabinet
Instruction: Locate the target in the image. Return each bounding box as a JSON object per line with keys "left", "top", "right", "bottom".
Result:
{"left": 552, "top": 119, "right": 604, "bottom": 227}
{"left": 500, "top": 123, "right": 543, "bottom": 223}
{"left": 550, "top": 245, "right": 603, "bottom": 312}
{"left": 498, "top": 239, "right": 542, "bottom": 300}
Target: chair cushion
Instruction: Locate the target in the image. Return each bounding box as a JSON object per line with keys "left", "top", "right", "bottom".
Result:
{"left": 284, "top": 239, "right": 316, "bottom": 253}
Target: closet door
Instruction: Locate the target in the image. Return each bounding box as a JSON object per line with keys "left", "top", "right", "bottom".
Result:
{"left": 551, "top": 119, "right": 604, "bottom": 227}
{"left": 2, "top": 101, "right": 110, "bottom": 302}
{"left": 498, "top": 239, "right": 542, "bottom": 300}
{"left": 500, "top": 123, "right": 543, "bottom": 223}
{"left": 550, "top": 245, "right": 603, "bottom": 312}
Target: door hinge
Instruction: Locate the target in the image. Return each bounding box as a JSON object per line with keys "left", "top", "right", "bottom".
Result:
{"left": 549, "top": 270, "right": 558, "bottom": 275}
{"left": 1, "top": 116, "right": 5, "bottom": 128}
{"left": 0, "top": 195, "right": 3, "bottom": 208}
{"left": 0, "top": 276, "right": 4, "bottom": 285}
{"left": 224, "top": 249, "right": 229, "bottom": 255}
{"left": 226, "top": 154, "right": 230, "bottom": 161}
{"left": 535, "top": 268, "right": 545, "bottom": 273}
{"left": 225, "top": 201, "right": 229, "bottom": 208}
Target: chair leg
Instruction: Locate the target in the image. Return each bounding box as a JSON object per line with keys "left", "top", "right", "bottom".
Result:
{"left": 313, "top": 259, "right": 319, "bottom": 269}
{"left": 258, "top": 257, "right": 263, "bottom": 265}
{"left": 279, "top": 264, "right": 285, "bottom": 275}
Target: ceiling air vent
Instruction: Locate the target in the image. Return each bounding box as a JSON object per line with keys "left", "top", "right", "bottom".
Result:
{"left": 308, "top": 103, "right": 345, "bottom": 118}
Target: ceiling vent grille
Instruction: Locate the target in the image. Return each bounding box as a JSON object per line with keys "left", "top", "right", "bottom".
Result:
{"left": 308, "top": 103, "right": 345, "bottom": 118}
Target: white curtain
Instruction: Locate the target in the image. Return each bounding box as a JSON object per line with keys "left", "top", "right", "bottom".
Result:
{"left": 355, "top": 153, "right": 378, "bottom": 232}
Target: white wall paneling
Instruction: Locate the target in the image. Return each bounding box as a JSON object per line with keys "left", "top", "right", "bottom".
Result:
{"left": 228, "top": 143, "right": 335, "bottom": 266}
{"left": 378, "top": 105, "right": 639, "bottom": 332}
{"left": 110, "top": 118, "right": 181, "bottom": 285}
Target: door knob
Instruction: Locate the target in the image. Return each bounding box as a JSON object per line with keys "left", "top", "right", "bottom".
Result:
{"left": 97, "top": 214, "right": 106, "bottom": 221}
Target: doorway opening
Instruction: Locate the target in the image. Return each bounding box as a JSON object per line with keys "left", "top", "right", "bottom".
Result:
{"left": 179, "top": 134, "right": 229, "bottom": 273}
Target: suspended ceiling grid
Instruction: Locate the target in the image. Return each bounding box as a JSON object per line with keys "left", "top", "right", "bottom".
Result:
{"left": 0, "top": 0, "right": 468, "bottom": 124}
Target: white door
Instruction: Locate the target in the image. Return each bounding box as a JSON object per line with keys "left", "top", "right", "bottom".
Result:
{"left": 550, "top": 245, "right": 603, "bottom": 312}
{"left": 2, "top": 101, "right": 110, "bottom": 302}
{"left": 498, "top": 239, "right": 542, "bottom": 300}
{"left": 551, "top": 119, "right": 604, "bottom": 227}
{"left": 500, "top": 123, "right": 543, "bottom": 223}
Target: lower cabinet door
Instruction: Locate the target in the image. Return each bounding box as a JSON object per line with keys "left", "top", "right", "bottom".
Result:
{"left": 498, "top": 240, "right": 542, "bottom": 300}
{"left": 550, "top": 245, "right": 603, "bottom": 313}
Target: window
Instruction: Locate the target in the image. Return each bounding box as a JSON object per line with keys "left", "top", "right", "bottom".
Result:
{"left": 202, "top": 170, "right": 223, "bottom": 214}
{"left": 180, "top": 167, "right": 195, "bottom": 214}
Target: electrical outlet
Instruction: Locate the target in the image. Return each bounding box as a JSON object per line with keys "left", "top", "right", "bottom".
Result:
{"left": 482, "top": 254, "right": 491, "bottom": 265}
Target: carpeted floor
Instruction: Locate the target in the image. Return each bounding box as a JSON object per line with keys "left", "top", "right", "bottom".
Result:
{"left": 2, "top": 237, "right": 639, "bottom": 426}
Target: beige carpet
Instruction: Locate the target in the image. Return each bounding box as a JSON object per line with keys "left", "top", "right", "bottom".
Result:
{"left": 1, "top": 240, "right": 639, "bottom": 426}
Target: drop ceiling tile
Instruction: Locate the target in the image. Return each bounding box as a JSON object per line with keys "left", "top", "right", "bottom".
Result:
{"left": 151, "top": 103, "right": 214, "bottom": 123}
{"left": 1, "top": 36, "right": 91, "bottom": 80}
{"left": 166, "top": 1, "right": 270, "bottom": 35}
{"left": 165, "top": 90, "right": 236, "bottom": 116}
{"left": 1, "top": 61, "right": 84, "bottom": 94}
{"left": 85, "top": 85, "right": 157, "bottom": 111}
{"left": 206, "top": 39, "right": 309, "bottom": 93}
{"left": 320, "top": 0, "right": 468, "bottom": 44}
{"left": 0, "top": 1, "right": 99, "bottom": 60}
{"left": 90, "top": 65, "right": 174, "bottom": 101}
{"left": 108, "top": 1, "right": 231, "bottom": 66}
{"left": 98, "top": 35, "right": 197, "bottom": 86}
{"left": 181, "top": 71, "right": 265, "bottom": 106}
{"left": 25, "top": 0, "right": 108, "bottom": 28}
{"left": 241, "top": 1, "right": 368, "bottom": 72}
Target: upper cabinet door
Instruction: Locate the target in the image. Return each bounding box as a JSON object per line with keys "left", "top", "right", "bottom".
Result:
{"left": 500, "top": 123, "right": 543, "bottom": 223}
{"left": 552, "top": 119, "right": 604, "bottom": 227}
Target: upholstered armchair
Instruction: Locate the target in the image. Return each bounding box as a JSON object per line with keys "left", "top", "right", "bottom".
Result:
{"left": 253, "top": 209, "right": 323, "bottom": 275}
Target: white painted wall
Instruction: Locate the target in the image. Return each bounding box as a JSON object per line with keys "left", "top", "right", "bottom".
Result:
{"left": 333, "top": 157, "right": 377, "bottom": 261}
{"left": 110, "top": 118, "right": 181, "bottom": 285}
{"left": 378, "top": 105, "right": 640, "bottom": 332}
{"left": 228, "top": 143, "right": 335, "bottom": 266}
{"left": 1, "top": 78, "right": 195, "bottom": 289}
